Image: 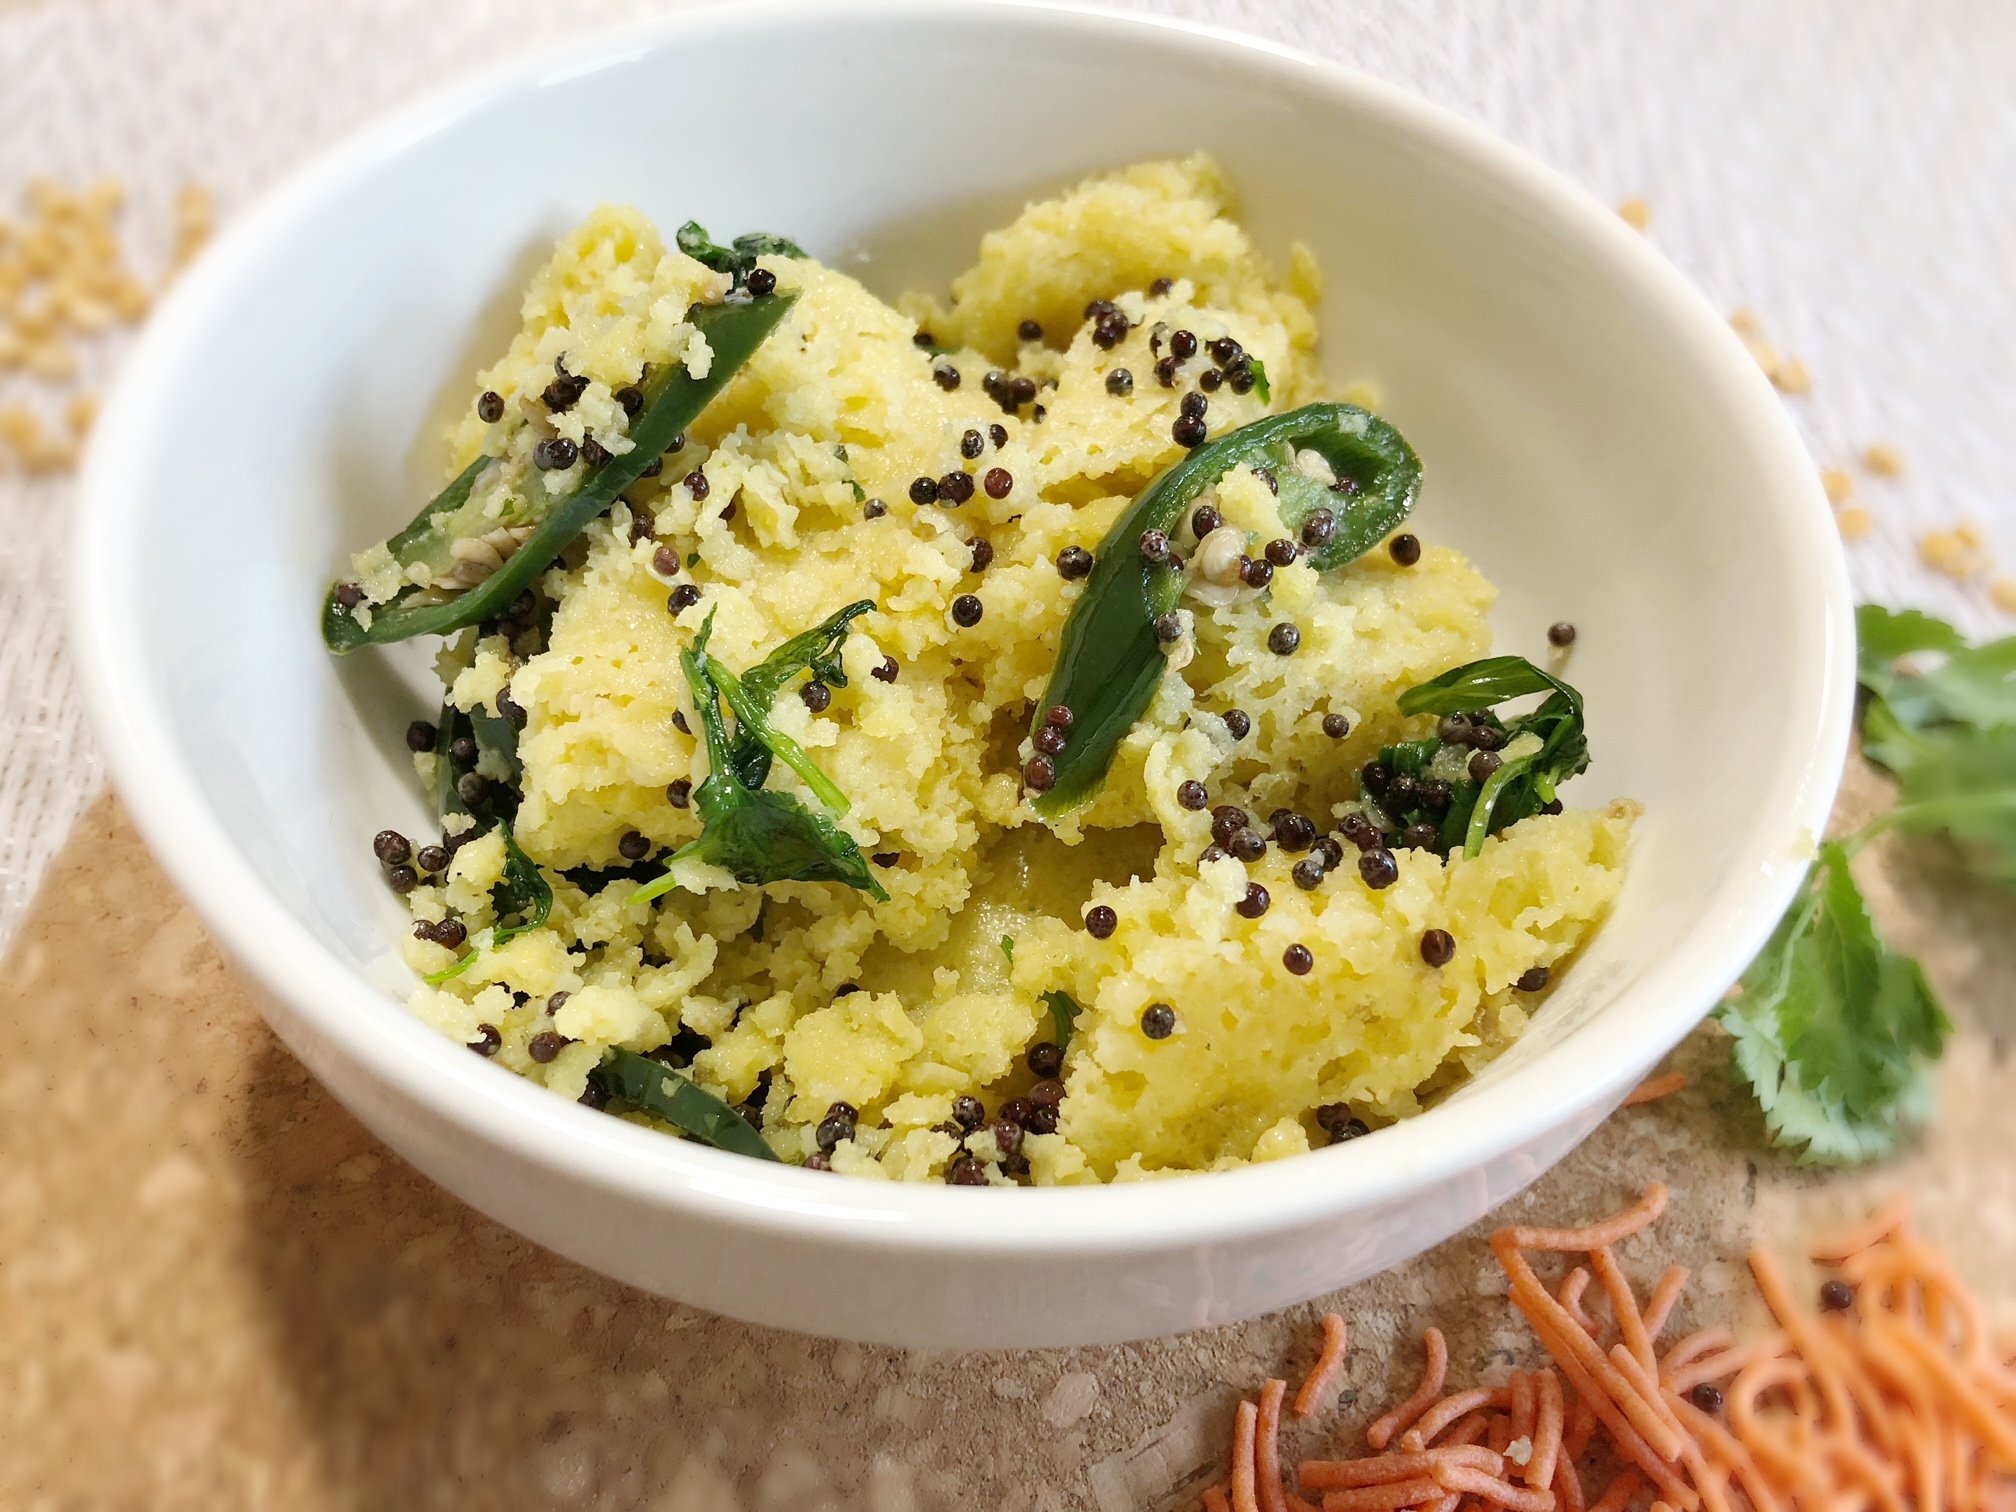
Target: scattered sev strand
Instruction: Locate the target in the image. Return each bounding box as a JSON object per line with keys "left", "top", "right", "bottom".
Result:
{"left": 1203, "top": 1187, "right": 2015, "bottom": 1512}
{"left": 1293, "top": 1315, "right": 1349, "bottom": 1418}
{"left": 1624, "top": 1071, "right": 1690, "bottom": 1107}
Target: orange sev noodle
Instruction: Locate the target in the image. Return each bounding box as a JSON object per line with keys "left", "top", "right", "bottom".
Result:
{"left": 1293, "top": 1315, "right": 1350, "bottom": 1418}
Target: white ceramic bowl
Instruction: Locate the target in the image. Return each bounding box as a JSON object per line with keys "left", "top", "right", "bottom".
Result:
{"left": 72, "top": 0, "right": 1852, "bottom": 1348}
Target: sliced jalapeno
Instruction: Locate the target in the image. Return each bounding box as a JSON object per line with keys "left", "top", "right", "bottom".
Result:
{"left": 323, "top": 290, "right": 797, "bottom": 652}
{"left": 1029, "top": 403, "right": 1420, "bottom": 817}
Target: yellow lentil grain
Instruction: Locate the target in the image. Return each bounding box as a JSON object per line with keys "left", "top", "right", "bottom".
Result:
{"left": 1821, "top": 468, "right": 1855, "bottom": 505}
{"left": 65, "top": 393, "right": 98, "bottom": 437}
{"left": 1741, "top": 334, "right": 1780, "bottom": 374}
{"left": 1992, "top": 580, "right": 2016, "bottom": 614}
{"left": 1618, "top": 198, "right": 1652, "bottom": 231}
{"left": 1838, "top": 507, "right": 1874, "bottom": 540}
{"left": 1865, "top": 443, "right": 1906, "bottom": 476}
{"left": 25, "top": 340, "right": 77, "bottom": 380}
{"left": 1729, "top": 307, "right": 1764, "bottom": 337}
{"left": 1772, "top": 357, "right": 1812, "bottom": 394}
{"left": 1957, "top": 522, "right": 1986, "bottom": 549}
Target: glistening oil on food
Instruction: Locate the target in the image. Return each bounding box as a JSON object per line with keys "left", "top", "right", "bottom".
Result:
{"left": 325, "top": 157, "right": 1635, "bottom": 1184}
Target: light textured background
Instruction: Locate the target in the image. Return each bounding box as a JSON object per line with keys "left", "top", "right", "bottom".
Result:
{"left": 1, "top": 0, "right": 2012, "bottom": 944}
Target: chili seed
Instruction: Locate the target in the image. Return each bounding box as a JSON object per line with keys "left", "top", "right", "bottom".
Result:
{"left": 1223, "top": 709, "right": 1252, "bottom": 740}
{"left": 1322, "top": 713, "right": 1352, "bottom": 739}
{"left": 1388, "top": 532, "right": 1421, "bottom": 566}
{"left": 746, "top": 266, "right": 778, "bottom": 296}
{"left": 872, "top": 655, "right": 900, "bottom": 683}
{"left": 1236, "top": 882, "right": 1271, "bottom": 917}
{"left": 939, "top": 471, "right": 976, "bottom": 505}
{"left": 1033, "top": 725, "right": 1066, "bottom": 756}
{"left": 1468, "top": 750, "right": 1502, "bottom": 784}
{"left": 1141, "top": 1004, "right": 1176, "bottom": 1039}
{"left": 1268, "top": 622, "right": 1301, "bottom": 655}
{"left": 1548, "top": 621, "right": 1578, "bottom": 646}
{"left": 1056, "top": 546, "right": 1094, "bottom": 580}
{"left": 1359, "top": 848, "right": 1399, "bottom": 889}
{"left": 1140, "top": 528, "right": 1171, "bottom": 563}
{"left": 1177, "top": 779, "right": 1209, "bottom": 811}
{"left": 669, "top": 584, "right": 702, "bottom": 615}
{"left": 1153, "top": 612, "right": 1183, "bottom": 643}
{"left": 667, "top": 779, "right": 692, "bottom": 808}
{"left": 909, "top": 476, "right": 939, "bottom": 505}
{"left": 415, "top": 845, "right": 449, "bottom": 875}
{"left": 1515, "top": 966, "right": 1551, "bottom": 992}
{"left": 1189, "top": 504, "right": 1222, "bottom": 537}
{"left": 951, "top": 594, "right": 983, "bottom": 627}
{"left": 527, "top": 1030, "right": 566, "bottom": 1064}
{"left": 1292, "top": 857, "right": 1327, "bottom": 891}
{"left": 1105, "top": 368, "right": 1134, "bottom": 396}
{"left": 476, "top": 390, "right": 505, "bottom": 422}
{"left": 1820, "top": 1279, "right": 1854, "bottom": 1312}
{"left": 373, "top": 829, "right": 411, "bottom": 867}
{"left": 1172, "top": 415, "right": 1207, "bottom": 448}
{"left": 653, "top": 545, "right": 680, "bottom": 576}
{"left": 1017, "top": 318, "right": 1043, "bottom": 341}
{"left": 1420, "top": 929, "right": 1455, "bottom": 967}
{"left": 1301, "top": 509, "right": 1337, "bottom": 548}
{"left": 933, "top": 362, "right": 961, "bottom": 392}
{"left": 1024, "top": 754, "right": 1056, "bottom": 791}
{"left": 533, "top": 436, "right": 578, "bottom": 471}
{"left": 1689, "top": 1383, "right": 1725, "bottom": 1413}
{"left": 1283, "top": 943, "right": 1314, "bottom": 976}
{"left": 800, "top": 681, "right": 832, "bottom": 713}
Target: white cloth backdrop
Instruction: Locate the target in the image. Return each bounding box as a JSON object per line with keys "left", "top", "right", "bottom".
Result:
{"left": 2, "top": 0, "right": 2010, "bottom": 947}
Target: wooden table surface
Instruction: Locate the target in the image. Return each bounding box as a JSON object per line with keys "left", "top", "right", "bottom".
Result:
{"left": 3, "top": 763, "right": 2012, "bottom": 1511}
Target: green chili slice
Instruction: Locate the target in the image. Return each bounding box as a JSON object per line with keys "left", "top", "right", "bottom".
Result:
{"left": 323, "top": 290, "right": 797, "bottom": 652}
{"left": 587, "top": 1047, "right": 780, "bottom": 1161}
{"left": 1029, "top": 403, "right": 1421, "bottom": 816}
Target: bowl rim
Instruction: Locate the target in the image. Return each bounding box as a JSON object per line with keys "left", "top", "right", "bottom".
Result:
{"left": 72, "top": 0, "right": 1854, "bottom": 1256}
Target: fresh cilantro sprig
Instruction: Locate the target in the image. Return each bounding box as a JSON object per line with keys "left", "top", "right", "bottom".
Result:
{"left": 1718, "top": 603, "right": 2016, "bottom": 1163}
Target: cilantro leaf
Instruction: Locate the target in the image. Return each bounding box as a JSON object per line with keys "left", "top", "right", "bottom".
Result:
{"left": 1378, "top": 656, "right": 1590, "bottom": 857}
{"left": 720, "top": 599, "right": 874, "bottom": 798}
{"left": 1042, "top": 990, "right": 1081, "bottom": 1051}
{"left": 1856, "top": 605, "right": 2016, "bottom": 886}
{"left": 675, "top": 221, "right": 806, "bottom": 282}
{"left": 423, "top": 822, "right": 554, "bottom": 983}
{"left": 1717, "top": 840, "right": 1948, "bottom": 1163}
{"left": 632, "top": 616, "right": 887, "bottom": 906}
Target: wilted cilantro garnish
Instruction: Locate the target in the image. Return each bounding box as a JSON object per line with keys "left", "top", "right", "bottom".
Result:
{"left": 1374, "top": 656, "right": 1589, "bottom": 857}
{"left": 633, "top": 608, "right": 887, "bottom": 905}
{"left": 1717, "top": 603, "right": 2016, "bottom": 1163}
{"left": 674, "top": 221, "right": 806, "bottom": 286}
